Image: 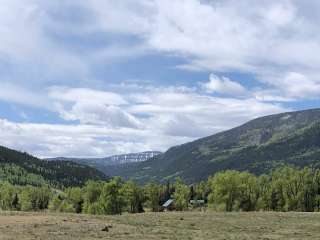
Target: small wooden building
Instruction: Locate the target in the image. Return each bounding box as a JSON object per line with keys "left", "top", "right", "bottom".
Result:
{"left": 190, "top": 199, "right": 205, "bottom": 209}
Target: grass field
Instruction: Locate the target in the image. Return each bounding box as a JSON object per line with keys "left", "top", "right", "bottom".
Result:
{"left": 0, "top": 211, "right": 319, "bottom": 240}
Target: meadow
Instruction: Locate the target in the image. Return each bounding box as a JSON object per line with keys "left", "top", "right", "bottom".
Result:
{"left": 0, "top": 211, "right": 319, "bottom": 240}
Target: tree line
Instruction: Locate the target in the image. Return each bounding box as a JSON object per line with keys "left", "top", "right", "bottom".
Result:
{"left": 0, "top": 145, "right": 107, "bottom": 188}
{"left": 1, "top": 165, "right": 320, "bottom": 214}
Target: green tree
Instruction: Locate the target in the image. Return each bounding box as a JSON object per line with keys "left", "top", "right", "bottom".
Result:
{"left": 49, "top": 194, "right": 64, "bottom": 212}
{"left": 66, "top": 187, "right": 83, "bottom": 213}
{"left": 20, "top": 186, "right": 52, "bottom": 211}
{"left": 0, "top": 182, "right": 18, "bottom": 210}
{"left": 208, "top": 170, "right": 242, "bottom": 211}
{"left": 98, "top": 177, "right": 125, "bottom": 215}
{"left": 145, "top": 183, "right": 161, "bottom": 212}
{"left": 82, "top": 181, "right": 103, "bottom": 214}
{"left": 11, "top": 193, "right": 19, "bottom": 210}
{"left": 238, "top": 172, "right": 259, "bottom": 211}
{"left": 312, "top": 169, "right": 320, "bottom": 211}
{"left": 191, "top": 181, "right": 210, "bottom": 203}
{"left": 122, "top": 181, "right": 145, "bottom": 213}
{"left": 173, "top": 178, "right": 190, "bottom": 211}
{"left": 59, "top": 201, "right": 76, "bottom": 213}
{"left": 257, "top": 174, "right": 272, "bottom": 210}
{"left": 269, "top": 166, "right": 311, "bottom": 211}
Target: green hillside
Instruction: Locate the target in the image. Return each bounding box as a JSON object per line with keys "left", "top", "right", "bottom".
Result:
{"left": 105, "top": 108, "right": 320, "bottom": 184}
{"left": 0, "top": 145, "right": 107, "bottom": 187}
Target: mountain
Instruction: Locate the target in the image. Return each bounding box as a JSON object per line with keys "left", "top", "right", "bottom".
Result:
{"left": 49, "top": 151, "right": 161, "bottom": 166}
{"left": 109, "top": 108, "right": 320, "bottom": 184}
{"left": 102, "top": 151, "right": 162, "bottom": 165}
{"left": 48, "top": 151, "right": 162, "bottom": 175}
{"left": 0, "top": 145, "right": 107, "bottom": 187}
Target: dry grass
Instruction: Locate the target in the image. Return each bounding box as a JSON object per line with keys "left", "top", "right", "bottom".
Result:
{"left": 0, "top": 211, "right": 319, "bottom": 239}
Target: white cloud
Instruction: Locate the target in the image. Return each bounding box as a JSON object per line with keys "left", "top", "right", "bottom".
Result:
{"left": 49, "top": 87, "right": 127, "bottom": 106}
{"left": 0, "top": 0, "right": 42, "bottom": 61}
{"left": 85, "top": 0, "right": 154, "bottom": 35}
{"left": 0, "top": 117, "right": 194, "bottom": 158}
{"left": 1, "top": 0, "right": 320, "bottom": 102}
{"left": 48, "top": 85, "right": 284, "bottom": 137}
{"left": 127, "top": 86, "right": 286, "bottom": 138}
{"left": 49, "top": 87, "right": 141, "bottom": 128}
{"left": 0, "top": 82, "right": 50, "bottom": 109}
{"left": 280, "top": 72, "right": 320, "bottom": 98}
{"left": 0, "top": 119, "right": 148, "bottom": 158}
{"left": 59, "top": 102, "right": 141, "bottom": 128}
{"left": 264, "top": 2, "right": 296, "bottom": 26}
{"left": 201, "top": 74, "right": 247, "bottom": 96}
{"left": 255, "top": 71, "right": 320, "bottom": 100}
{"left": 134, "top": 0, "right": 320, "bottom": 100}
{"left": 145, "top": 0, "right": 308, "bottom": 70}
{"left": 0, "top": 84, "right": 287, "bottom": 157}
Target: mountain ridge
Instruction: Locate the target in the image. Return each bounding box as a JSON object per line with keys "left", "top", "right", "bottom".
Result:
{"left": 0, "top": 145, "right": 108, "bottom": 187}
{"left": 47, "top": 151, "right": 162, "bottom": 166}
{"left": 46, "top": 151, "right": 162, "bottom": 176}
{"left": 105, "top": 108, "right": 320, "bottom": 184}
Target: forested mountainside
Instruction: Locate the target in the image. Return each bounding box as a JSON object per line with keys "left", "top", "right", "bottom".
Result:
{"left": 0, "top": 145, "right": 107, "bottom": 188}
{"left": 107, "top": 108, "right": 320, "bottom": 184}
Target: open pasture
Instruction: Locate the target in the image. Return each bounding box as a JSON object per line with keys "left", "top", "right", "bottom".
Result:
{"left": 0, "top": 211, "right": 319, "bottom": 240}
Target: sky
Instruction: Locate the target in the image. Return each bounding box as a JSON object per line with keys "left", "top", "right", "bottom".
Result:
{"left": 0, "top": 0, "right": 320, "bottom": 158}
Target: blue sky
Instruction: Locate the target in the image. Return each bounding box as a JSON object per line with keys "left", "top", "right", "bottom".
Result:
{"left": 0, "top": 0, "right": 320, "bottom": 158}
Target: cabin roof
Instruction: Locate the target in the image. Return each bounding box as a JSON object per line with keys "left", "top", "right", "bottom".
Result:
{"left": 162, "top": 199, "right": 174, "bottom": 208}
{"left": 190, "top": 199, "right": 205, "bottom": 204}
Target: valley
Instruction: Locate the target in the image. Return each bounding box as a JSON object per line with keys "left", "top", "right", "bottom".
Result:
{"left": 1, "top": 1, "right": 319, "bottom": 239}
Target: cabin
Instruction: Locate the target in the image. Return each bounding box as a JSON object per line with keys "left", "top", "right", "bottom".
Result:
{"left": 190, "top": 199, "right": 205, "bottom": 209}
{"left": 162, "top": 199, "right": 175, "bottom": 211}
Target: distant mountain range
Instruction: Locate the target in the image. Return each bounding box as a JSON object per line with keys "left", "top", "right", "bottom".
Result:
{"left": 0, "top": 145, "right": 107, "bottom": 187}
{"left": 47, "top": 151, "right": 162, "bottom": 175}
{"left": 104, "top": 151, "right": 162, "bottom": 165}
{"left": 104, "top": 108, "right": 320, "bottom": 184}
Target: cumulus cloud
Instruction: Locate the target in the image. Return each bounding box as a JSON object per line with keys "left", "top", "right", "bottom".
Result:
{"left": 48, "top": 85, "right": 285, "bottom": 138}
{"left": 0, "top": 0, "right": 90, "bottom": 83}
{"left": 49, "top": 87, "right": 127, "bottom": 106}
{"left": 146, "top": 0, "right": 319, "bottom": 71}
{"left": 48, "top": 87, "right": 141, "bottom": 128}
{"left": 134, "top": 0, "right": 320, "bottom": 100}
{"left": 85, "top": 0, "right": 154, "bottom": 35}
{"left": 2, "top": 0, "right": 320, "bottom": 100}
{"left": 0, "top": 119, "right": 151, "bottom": 158}
{"left": 253, "top": 71, "right": 320, "bottom": 100}
{"left": 59, "top": 102, "right": 141, "bottom": 128}
{"left": 0, "top": 82, "right": 49, "bottom": 108}
{"left": 54, "top": 0, "right": 320, "bottom": 102}
{"left": 0, "top": 83, "right": 287, "bottom": 157}
{"left": 201, "top": 74, "right": 247, "bottom": 96}
{"left": 0, "top": 116, "right": 197, "bottom": 158}
{"left": 128, "top": 86, "right": 286, "bottom": 137}
{"left": 270, "top": 72, "right": 320, "bottom": 99}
